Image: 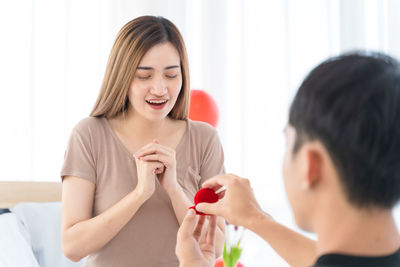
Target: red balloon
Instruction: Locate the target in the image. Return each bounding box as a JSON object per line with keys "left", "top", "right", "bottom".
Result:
{"left": 188, "top": 89, "right": 219, "bottom": 127}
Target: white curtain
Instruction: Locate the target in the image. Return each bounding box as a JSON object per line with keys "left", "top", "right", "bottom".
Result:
{"left": 1, "top": 0, "right": 399, "bottom": 266}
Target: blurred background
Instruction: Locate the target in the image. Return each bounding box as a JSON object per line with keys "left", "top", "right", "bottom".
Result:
{"left": 1, "top": 0, "right": 400, "bottom": 266}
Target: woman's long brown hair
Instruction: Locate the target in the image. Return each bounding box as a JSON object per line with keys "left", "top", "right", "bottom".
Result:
{"left": 90, "top": 16, "right": 190, "bottom": 120}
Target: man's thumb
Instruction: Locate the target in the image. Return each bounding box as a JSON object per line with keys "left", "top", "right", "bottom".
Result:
{"left": 196, "top": 202, "right": 219, "bottom": 216}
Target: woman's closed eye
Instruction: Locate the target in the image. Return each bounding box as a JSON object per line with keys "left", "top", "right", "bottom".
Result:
{"left": 137, "top": 75, "right": 151, "bottom": 80}
{"left": 165, "top": 74, "right": 178, "bottom": 79}
{"left": 165, "top": 71, "right": 180, "bottom": 79}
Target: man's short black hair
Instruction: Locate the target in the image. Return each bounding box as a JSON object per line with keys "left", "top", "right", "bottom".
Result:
{"left": 289, "top": 51, "right": 400, "bottom": 209}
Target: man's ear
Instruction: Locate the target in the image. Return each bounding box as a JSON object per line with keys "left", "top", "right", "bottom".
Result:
{"left": 303, "top": 145, "right": 323, "bottom": 188}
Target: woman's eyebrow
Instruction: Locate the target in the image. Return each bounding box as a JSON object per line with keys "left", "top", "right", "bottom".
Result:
{"left": 136, "top": 65, "right": 180, "bottom": 70}
{"left": 165, "top": 65, "right": 180, "bottom": 70}
{"left": 137, "top": 66, "right": 153, "bottom": 70}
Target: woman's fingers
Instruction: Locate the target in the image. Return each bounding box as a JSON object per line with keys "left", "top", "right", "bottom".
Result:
{"left": 139, "top": 154, "right": 172, "bottom": 166}
{"left": 139, "top": 155, "right": 174, "bottom": 171}
{"left": 136, "top": 158, "right": 164, "bottom": 173}
{"left": 135, "top": 143, "right": 173, "bottom": 158}
{"left": 154, "top": 165, "right": 165, "bottom": 174}
{"left": 134, "top": 143, "right": 176, "bottom": 170}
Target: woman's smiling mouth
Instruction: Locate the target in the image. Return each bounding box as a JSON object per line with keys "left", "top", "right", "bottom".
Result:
{"left": 146, "top": 99, "right": 168, "bottom": 109}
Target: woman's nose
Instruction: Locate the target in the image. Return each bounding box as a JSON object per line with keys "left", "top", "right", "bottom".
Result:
{"left": 150, "top": 77, "right": 167, "bottom": 96}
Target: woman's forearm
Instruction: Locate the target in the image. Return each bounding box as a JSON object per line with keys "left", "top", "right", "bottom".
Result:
{"left": 166, "top": 184, "right": 193, "bottom": 224}
{"left": 62, "top": 189, "right": 147, "bottom": 261}
{"left": 246, "top": 212, "right": 318, "bottom": 267}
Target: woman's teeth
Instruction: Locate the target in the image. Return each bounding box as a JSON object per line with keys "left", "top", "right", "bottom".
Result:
{"left": 146, "top": 100, "right": 167, "bottom": 105}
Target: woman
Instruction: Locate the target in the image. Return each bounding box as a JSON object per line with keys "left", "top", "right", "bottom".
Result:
{"left": 61, "top": 16, "right": 225, "bottom": 267}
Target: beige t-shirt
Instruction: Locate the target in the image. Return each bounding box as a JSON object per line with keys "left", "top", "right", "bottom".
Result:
{"left": 61, "top": 117, "right": 225, "bottom": 267}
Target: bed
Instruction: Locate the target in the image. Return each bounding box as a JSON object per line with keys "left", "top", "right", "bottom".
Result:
{"left": 0, "top": 181, "right": 85, "bottom": 267}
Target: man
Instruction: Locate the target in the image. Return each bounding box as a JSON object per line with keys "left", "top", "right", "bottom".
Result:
{"left": 176, "top": 52, "right": 400, "bottom": 267}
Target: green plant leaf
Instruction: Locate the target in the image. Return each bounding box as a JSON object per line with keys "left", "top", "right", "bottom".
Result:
{"left": 230, "top": 246, "right": 242, "bottom": 266}
{"left": 222, "top": 241, "right": 243, "bottom": 267}
{"left": 223, "top": 242, "right": 231, "bottom": 267}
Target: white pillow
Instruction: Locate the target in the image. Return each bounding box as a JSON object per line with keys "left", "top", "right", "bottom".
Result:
{"left": 11, "top": 202, "right": 85, "bottom": 267}
{"left": 0, "top": 213, "right": 40, "bottom": 267}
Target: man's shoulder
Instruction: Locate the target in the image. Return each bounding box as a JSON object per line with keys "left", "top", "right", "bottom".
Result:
{"left": 312, "top": 249, "right": 400, "bottom": 267}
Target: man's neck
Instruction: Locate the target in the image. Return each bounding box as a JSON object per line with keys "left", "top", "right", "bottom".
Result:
{"left": 315, "top": 205, "right": 400, "bottom": 257}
